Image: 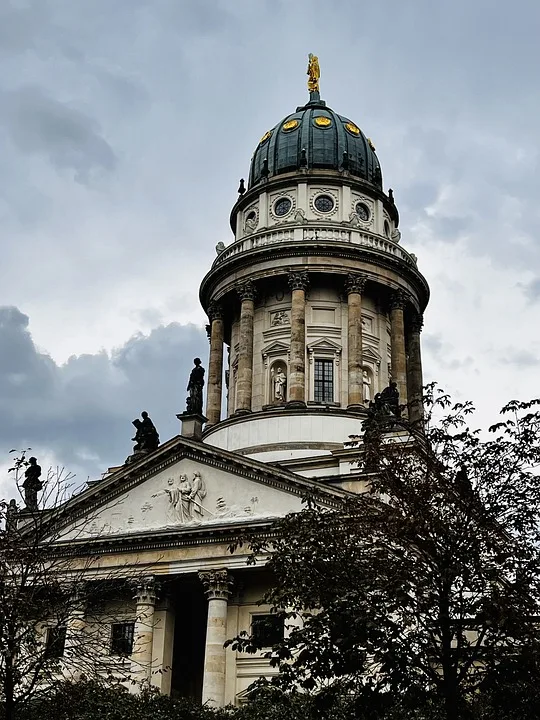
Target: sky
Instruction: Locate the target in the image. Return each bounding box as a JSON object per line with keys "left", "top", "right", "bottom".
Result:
{"left": 1, "top": 0, "right": 539, "bottom": 494}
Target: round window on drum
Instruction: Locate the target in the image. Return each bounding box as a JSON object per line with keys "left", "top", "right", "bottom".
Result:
{"left": 274, "top": 197, "right": 292, "bottom": 217}
{"left": 314, "top": 194, "right": 335, "bottom": 213}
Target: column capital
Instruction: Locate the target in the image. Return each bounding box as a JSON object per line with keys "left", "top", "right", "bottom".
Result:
{"left": 345, "top": 273, "right": 367, "bottom": 295}
{"left": 236, "top": 280, "right": 256, "bottom": 302}
{"left": 207, "top": 301, "right": 224, "bottom": 322}
{"left": 199, "top": 569, "right": 233, "bottom": 600}
{"left": 389, "top": 290, "right": 408, "bottom": 311}
{"left": 288, "top": 270, "right": 309, "bottom": 292}
{"left": 410, "top": 312, "right": 424, "bottom": 334}
{"left": 133, "top": 577, "right": 157, "bottom": 605}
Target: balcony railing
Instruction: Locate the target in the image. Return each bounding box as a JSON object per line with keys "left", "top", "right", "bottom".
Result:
{"left": 212, "top": 226, "right": 417, "bottom": 268}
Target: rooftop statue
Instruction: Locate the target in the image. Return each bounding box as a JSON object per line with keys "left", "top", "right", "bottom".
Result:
{"left": 186, "top": 358, "right": 205, "bottom": 415}
{"left": 132, "top": 411, "right": 160, "bottom": 453}
{"left": 23, "top": 456, "right": 42, "bottom": 511}
{"left": 307, "top": 53, "right": 320, "bottom": 94}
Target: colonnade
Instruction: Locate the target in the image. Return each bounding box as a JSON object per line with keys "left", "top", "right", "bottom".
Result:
{"left": 204, "top": 272, "right": 424, "bottom": 424}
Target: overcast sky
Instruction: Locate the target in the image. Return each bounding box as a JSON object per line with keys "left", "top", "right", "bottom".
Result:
{"left": 1, "top": 0, "right": 539, "bottom": 493}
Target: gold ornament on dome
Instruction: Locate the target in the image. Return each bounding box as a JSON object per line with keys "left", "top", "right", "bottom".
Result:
{"left": 260, "top": 130, "right": 272, "bottom": 144}
{"left": 367, "top": 137, "right": 376, "bottom": 151}
{"left": 314, "top": 116, "right": 332, "bottom": 127}
{"left": 345, "top": 122, "right": 360, "bottom": 136}
{"left": 282, "top": 119, "right": 299, "bottom": 131}
{"left": 307, "top": 53, "right": 320, "bottom": 93}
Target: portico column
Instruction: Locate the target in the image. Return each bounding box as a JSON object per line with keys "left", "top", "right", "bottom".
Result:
{"left": 345, "top": 273, "right": 367, "bottom": 410}
{"left": 235, "top": 281, "right": 255, "bottom": 414}
{"left": 287, "top": 271, "right": 309, "bottom": 408}
{"left": 63, "top": 587, "right": 86, "bottom": 680}
{"left": 389, "top": 291, "right": 408, "bottom": 408}
{"left": 407, "top": 312, "right": 424, "bottom": 424}
{"left": 130, "top": 578, "right": 157, "bottom": 688}
{"left": 199, "top": 569, "right": 233, "bottom": 707}
{"left": 206, "top": 302, "right": 225, "bottom": 426}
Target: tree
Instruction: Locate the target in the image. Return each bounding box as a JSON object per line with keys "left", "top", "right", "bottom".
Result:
{"left": 228, "top": 387, "right": 540, "bottom": 720}
{"left": 0, "top": 452, "right": 150, "bottom": 720}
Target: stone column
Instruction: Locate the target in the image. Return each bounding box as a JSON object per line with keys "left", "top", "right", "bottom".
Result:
{"left": 130, "top": 578, "right": 157, "bottom": 688}
{"left": 407, "top": 312, "right": 424, "bottom": 424}
{"left": 345, "top": 273, "right": 367, "bottom": 410}
{"left": 287, "top": 271, "right": 309, "bottom": 408}
{"left": 63, "top": 587, "right": 86, "bottom": 680}
{"left": 199, "top": 569, "right": 233, "bottom": 707}
{"left": 389, "top": 291, "right": 408, "bottom": 408}
{"left": 206, "top": 302, "right": 225, "bottom": 426}
{"left": 234, "top": 281, "right": 255, "bottom": 415}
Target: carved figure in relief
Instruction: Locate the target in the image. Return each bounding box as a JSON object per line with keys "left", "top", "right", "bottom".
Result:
{"left": 189, "top": 471, "right": 207, "bottom": 519}
{"left": 272, "top": 367, "right": 287, "bottom": 402}
{"left": 363, "top": 370, "right": 372, "bottom": 403}
{"left": 153, "top": 472, "right": 209, "bottom": 524}
{"left": 244, "top": 216, "right": 258, "bottom": 234}
{"left": 271, "top": 311, "right": 289, "bottom": 327}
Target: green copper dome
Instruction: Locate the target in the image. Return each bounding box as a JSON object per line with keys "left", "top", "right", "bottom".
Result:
{"left": 248, "top": 96, "right": 382, "bottom": 189}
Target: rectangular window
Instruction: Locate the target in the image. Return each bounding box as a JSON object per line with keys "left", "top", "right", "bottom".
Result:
{"left": 45, "top": 626, "right": 66, "bottom": 658}
{"left": 110, "top": 622, "right": 135, "bottom": 656}
{"left": 314, "top": 358, "right": 334, "bottom": 403}
{"left": 251, "top": 614, "right": 284, "bottom": 647}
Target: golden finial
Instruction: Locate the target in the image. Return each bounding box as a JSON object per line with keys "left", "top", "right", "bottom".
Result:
{"left": 307, "top": 53, "right": 320, "bottom": 95}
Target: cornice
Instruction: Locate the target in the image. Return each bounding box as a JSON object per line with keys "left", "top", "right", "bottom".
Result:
{"left": 200, "top": 241, "right": 430, "bottom": 312}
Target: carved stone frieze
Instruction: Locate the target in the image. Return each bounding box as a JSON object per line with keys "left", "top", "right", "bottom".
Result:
{"left": 410, "top": 312, "right": 424, "bottom": 334}
{"left": 151, "top": 472, "right": 207, "bottom": 525}
{"left": 199, "top": 569, "right": 233, "bottom": 600}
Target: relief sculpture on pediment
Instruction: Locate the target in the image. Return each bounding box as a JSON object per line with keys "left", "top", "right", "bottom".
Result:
{"left": 152, "top": 471, "right": 207, "bottom": 525}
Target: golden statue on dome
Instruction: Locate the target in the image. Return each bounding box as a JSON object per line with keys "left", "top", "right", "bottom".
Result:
{"left": 307, "top": 53, "right": 320, "bottom": 94}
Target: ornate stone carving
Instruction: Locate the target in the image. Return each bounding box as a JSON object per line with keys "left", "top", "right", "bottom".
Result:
{"left": 152, "top": 472, "right": 207, "bottom": 525}
{"left": 199, "top": 569, "right": 233, "bottom": 600}
{"left": 271, "top": 310, "right": 290, "bottom": 326}
{"left": 133, "top": 577, "right": 157, "bottom": 605}
{"left": 410, "top": 312, "right": 424, "bottom": 334}
{"left": 215, "top": 241, "right": 226, "bottom": 255}
{"left": 293, "top": 208, "right": 305, "bottom": 224}
{"left": 389, "top": 291, "right": 407, "bottom": 311}
{"left": 288, "top": 271, "right": 309, "bottom": 292}
{"left": 391, "top": 228, "right": 401, "bottom": 243}
{"left": 345, "top": 273, "right": 367, "bottom": 295}
{"left": 207, "top": 302, "right": 223, "bottom": 322}
{"left": 236, "top": 280, "right": 256, "bottom": 302}
{"left": 272, "top": 366, "right": 287, "bottom": 402}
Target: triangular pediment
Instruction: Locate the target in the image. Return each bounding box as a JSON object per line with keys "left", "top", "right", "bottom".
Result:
{"left": 307, "top": 337, "right": 342, "bottom": 352}
{"left": 47, "top": 436, "right": 348, "bottom": 543}
{"left": 261, "top": 340, "right": 289, "bottom": 356}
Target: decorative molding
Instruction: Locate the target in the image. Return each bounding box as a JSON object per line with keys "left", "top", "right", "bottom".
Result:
{"left": 199, "top": 569, "right": 233, "bottom": 600}
{"left": 236, "top": 280, "right": 256, "bottom": 302}
{"left": 345, "top": 273, "right": 367, "bottom": 295}
{"left": 288, "top": 271, "right": 309, "bottom": 292}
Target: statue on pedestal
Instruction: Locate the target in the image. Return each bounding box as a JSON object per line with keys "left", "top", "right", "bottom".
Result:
{"left": 380, "top": 381, "right": 401, "bottom": 417}
{"left": 186, "top": 358, "right": 205, "bottom": 414}
{"left": 272, "top": 367, "right": 287, "bottom": 402}
{"left": 23, "top": 457, "right": 42, "bottom": 511}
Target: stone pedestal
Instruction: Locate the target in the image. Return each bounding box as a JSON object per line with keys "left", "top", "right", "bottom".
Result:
{"left": 199, "top": 569, "right": 233, "bottom": 706}
{"left": 206, "top": 303, "right": 224, "bottom": 426}
{"left": 177, "top": 413, "right": 207, "bottom": 441}
{"left": 390, "top": 291, "right": 408, "bottom": 409}
{"left": 130, "top": 578, "right": 157, "bottom": 689}
{"left": 235, "top": 281, "right": 255, "bottom": 415}
{"left": 407, "top": 312, "right": 424, "bottom": 424}
{"left": 346, "top": 273, "right": 367, "bottom": 410}
{"left": 287, "top": 271, "right": 309, "bottom": 408}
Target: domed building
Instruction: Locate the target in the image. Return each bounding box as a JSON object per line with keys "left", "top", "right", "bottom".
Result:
{"left": 35, "top": 60, "right": 429, "bottom": 707}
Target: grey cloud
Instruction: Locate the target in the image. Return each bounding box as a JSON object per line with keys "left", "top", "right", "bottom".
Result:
{"left": 0, "top": 87, "right": 116, "bottom": 182}
{"left": 520, "top": 278, "right": 540, "bottom": 302}
{"left": 0, "top": 306, "right": 207, "bottom": 484}
{"left": 501, "top": 350, "right": 538, "bottom": 367}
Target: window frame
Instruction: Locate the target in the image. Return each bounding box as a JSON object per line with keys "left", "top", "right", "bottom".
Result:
{"left": 109, "top": 621, "right": 135, "bottom": 657}
{"left": 314, "top": 357, "right": 334, "bottom": 403}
